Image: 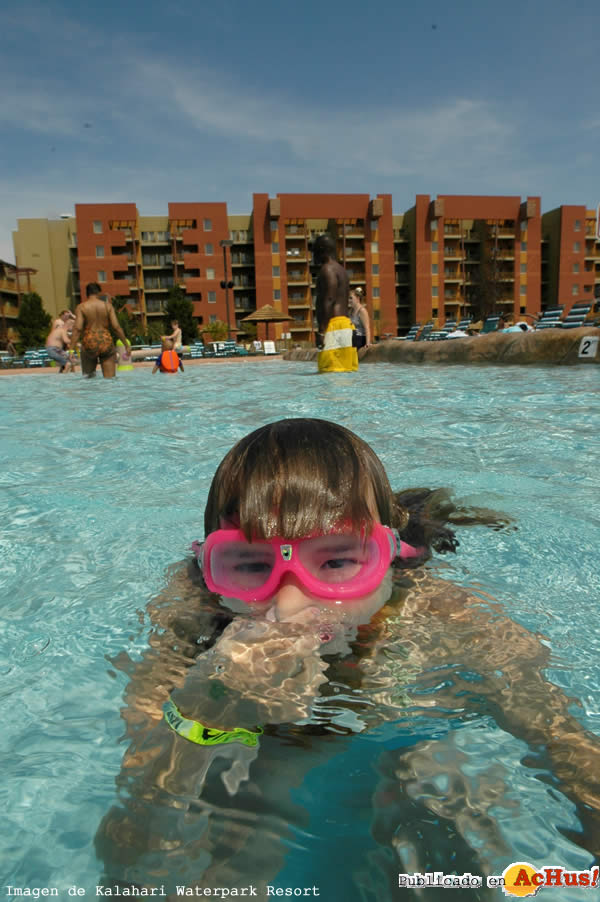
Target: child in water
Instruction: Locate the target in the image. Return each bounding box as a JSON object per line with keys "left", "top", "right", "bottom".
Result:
{"left": 97, "top": 418, "right": 600, "bottom": 898}
{"left": 152, "top": 337, "right": 184, "bottom": 374}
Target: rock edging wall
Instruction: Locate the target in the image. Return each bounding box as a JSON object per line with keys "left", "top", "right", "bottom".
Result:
{"left": 284, "top": 327, "right": 600, "bottom": 367}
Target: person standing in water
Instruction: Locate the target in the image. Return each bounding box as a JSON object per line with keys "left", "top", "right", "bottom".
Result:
{"left": 45, "top": 310, "right": 76, "bottom": 373}
{"left": 313, "top": 234, "right": 358, "bottom": 372}
{"left": 70, "top": 283, "right": 131, "bottom": 378}
{"left": 349, "top": 287, "right": 372, "bottom": 351}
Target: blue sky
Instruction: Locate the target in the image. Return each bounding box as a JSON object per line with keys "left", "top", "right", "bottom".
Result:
{"left": 2, "top": 0, "right": 599, "bottom": 262}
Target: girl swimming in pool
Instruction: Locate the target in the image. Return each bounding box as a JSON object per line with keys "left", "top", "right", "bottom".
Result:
{"left": 97, "top": 418, "right": 600, "bottom": 897}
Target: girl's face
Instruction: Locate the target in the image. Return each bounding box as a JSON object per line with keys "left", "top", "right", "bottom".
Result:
{"left": 214, "top": 512, "right": 394, "bottom": 628}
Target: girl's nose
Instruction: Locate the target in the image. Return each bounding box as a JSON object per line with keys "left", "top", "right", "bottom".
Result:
{"left": 267, "top": 572, "right": 320, "bottom": 622}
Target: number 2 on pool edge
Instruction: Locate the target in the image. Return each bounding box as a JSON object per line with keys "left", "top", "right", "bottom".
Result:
{"left": 578, "top": 336, "right": 599, "bottom": 358}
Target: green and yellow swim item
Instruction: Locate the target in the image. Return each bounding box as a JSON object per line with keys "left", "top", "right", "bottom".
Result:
{"left": 163, "top": 699, "right": 263, "bottom": 747}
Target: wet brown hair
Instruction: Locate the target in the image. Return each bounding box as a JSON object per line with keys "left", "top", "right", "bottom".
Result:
{"left": 204, "top": 418, "right": 408, "bottom": 540}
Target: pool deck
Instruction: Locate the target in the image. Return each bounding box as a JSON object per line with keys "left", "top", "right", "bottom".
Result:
{"left": 0, "top": 355, "right": 284, "bottom": 375}
{"left": 284, "top": 325, "right": 600, "bottom": 366}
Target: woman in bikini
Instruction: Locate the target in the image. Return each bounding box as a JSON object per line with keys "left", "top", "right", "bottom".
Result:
{"left": 71, "top": 282, "right": 131, "bottom": 378}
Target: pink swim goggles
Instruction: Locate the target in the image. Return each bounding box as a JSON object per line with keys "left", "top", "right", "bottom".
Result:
{"left": 192, "top": 524, "right": 420, "bottom": 603}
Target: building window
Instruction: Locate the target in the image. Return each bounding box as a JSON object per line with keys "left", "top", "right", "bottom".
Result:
{"left": 430, "top": 219, "right": 438, "bottom": 232}
{"left": 574, "top": 242, "right": 580, "bottom": 253}
{"left": 203, "top": 219, "right": 212, "bottom": 232}
{"left": 96, "top": 246, "right": 104, "bottom": 258}
{"left": 432, "top": 264, "right": 438, "bottom": 274}
{"left": 574, "top": 219, "right": 581, "bottom": 231}
{"left": 205, "top": 243, "right": 213, "bottom": 255}
{"left": 521, "top": 242, "right": 527, "bottom": 251}
{"left": 520, "top": 285, "right": 527, "bottom": 295}
{"left": 432, "top": 287, "right": 438, "bottom": 297}
{"left": 272, "top": 242, "right": 279, "bottom": 253}
{"left": 520, "top": 220, "right": 527, "bottom": 231}
{"left": 572, "top": 284, "right": 579, "bottom": 296}
{"left": 373, "top": 287, "right": 380, "bottom": 298}
{"left": 372, "top": 264, "right": 379, "bottom": 275}
{"left": 573, "top": 262, "right": 580, "bottom": 273}
{"left": 206, "top": 268, "right": 215, "bottom": 280}
{"left": 208, "top": 291, "right": 216, "bottom": 303}
{"left": 431, "top": 241, "right": 438, "bottom": 252}
{"left": 273, "top": 266, "right": 280, "bottom": 277}
{"left": 584, "top": 284, "right": 592, "bottom": 292}
{"left": 270, "top": 220, "right": 278, "bottom": 231}
{"left": 97, "top": 271, "right": 106, "bottom": 282}
{"left": 273, "top": 289, "right": 280, "bottom": 300}
{"left": 521, "top": 263, "right": 527, "bottom": 273}
{"left": 93, "top": 221, "right": 102, "bottom": 234}
{"left": 371, "top": 242, "right": 379, "bottom": 253}
{"left": 209, "top": 314, "right": 217, "bottom": 323}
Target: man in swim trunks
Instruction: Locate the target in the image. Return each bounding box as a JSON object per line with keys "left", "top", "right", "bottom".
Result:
{"left": 70, "top": 283, "right": 131, "bottom": 378}
{"left": 45, "top": 309, "right": 76, "bottom": 373}
{"left": 313, "top": 233, "right": 358, "bottom": 373}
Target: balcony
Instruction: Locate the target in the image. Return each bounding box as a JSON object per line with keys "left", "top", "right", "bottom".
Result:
{"left": 141, "top": 253, "right": 173, "bottom": 267}
{"left": 144, "top": 276, "right": 174, "bottom": 290}
{"left": 146, "top": 299, "right": 166, "bottom": 313}
{"left": 287, "top": 269, "right": 310, "bottom": 284}
{"left": 285, "top": 226, "right": 307, "bottom": 237}
{"left": 140, "top": 231, "right": 171, "bottom": 244}
{"left": 290, "top": 320, "right": 311, "bottom": 331}
{"left": 231, "top": 254, "right": 254, "bottom": 266}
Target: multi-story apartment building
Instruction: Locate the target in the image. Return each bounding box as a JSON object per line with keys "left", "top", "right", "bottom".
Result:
{"left": 541, "top": 205, "right": 600, "bottom": 312}
{"left": 0, "top": 259, "right": 36, "bottom": 341}
{"left": 11, "top": 194, "right": 600, "bottom": 344}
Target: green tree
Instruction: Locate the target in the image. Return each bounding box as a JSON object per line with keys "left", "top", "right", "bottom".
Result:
{"left": 202, "top": 319, "right": 229, "bottom": 342}
{"left": 163, "top": 287, "right": 198, "bottom": 344}
{"left": 112, "top": 296, "right": 133, "bottom": 340}
{"left": 15, "top": 292, "right": 52, "bottom": 351}
{"left": 238, "top": 321, "right": 257, "bottom": 341}
{"left": 145, "top": 319, "right": 164, "bottom": 344}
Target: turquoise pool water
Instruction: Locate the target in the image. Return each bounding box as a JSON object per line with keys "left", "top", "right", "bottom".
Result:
{"left": 1, "top": 361, "right": 598, "bottom": 898}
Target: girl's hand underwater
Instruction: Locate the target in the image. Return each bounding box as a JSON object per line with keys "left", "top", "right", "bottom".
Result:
{"left": 213, "top": 618, "right": 328, "bottom": 722}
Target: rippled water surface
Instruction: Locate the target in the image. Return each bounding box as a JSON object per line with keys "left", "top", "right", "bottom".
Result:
{"left": 1, "top": 361, "right": 598, "bottom": 897}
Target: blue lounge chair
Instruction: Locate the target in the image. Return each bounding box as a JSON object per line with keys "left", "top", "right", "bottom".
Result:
{"left": 560, "top": 303, "right": 592, "bottom": 328}
{"left": 23, "top": 349, "right": 50, "bottom": 367}
{"left": 416, "top": 323, "right": 434, "bottom": 341}
{"left": 535, "top": 306, "right": 564, "bottom": 329}
{"left": 481, "top": 315, "right": 501, "bottom": 333}
{"left": 189, "top": 343, "right": 205, "bottom": 359}
{"left": 428, "top": 319, "right": 458, "bottom": 341}
{"left": 395, "top": 323, "right": 421, "bottom": 341}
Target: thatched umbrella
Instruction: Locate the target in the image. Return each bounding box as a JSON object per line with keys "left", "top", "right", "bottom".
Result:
{"left": 242, "top": 305, "right": 292, "bottom": 340}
